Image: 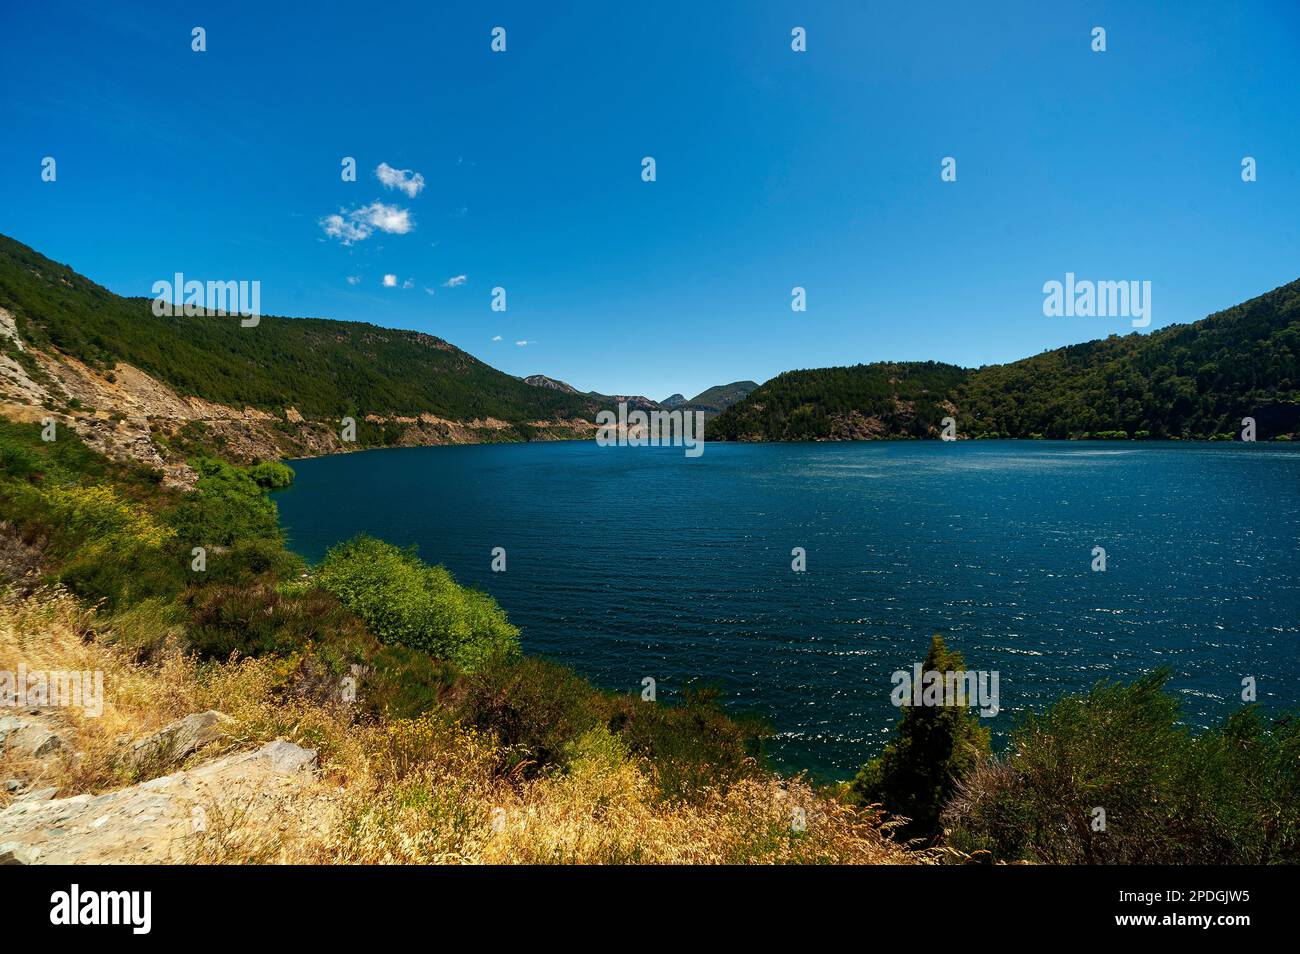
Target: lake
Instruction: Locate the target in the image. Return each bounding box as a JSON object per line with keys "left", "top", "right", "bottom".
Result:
{"left": 274, "top": 439, "right": 1300, "bottom": 779}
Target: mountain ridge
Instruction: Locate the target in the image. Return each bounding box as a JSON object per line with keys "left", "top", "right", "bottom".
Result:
{"left": 712, "top": 280, "right": 1300, "bottom": 442}
{"left": 4, "top": 231, "right": 1299, "bottom": 469}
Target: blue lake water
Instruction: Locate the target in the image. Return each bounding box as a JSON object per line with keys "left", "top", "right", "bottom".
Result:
{"left": 274, "top": 440, "right": 1300, "bottom": 779}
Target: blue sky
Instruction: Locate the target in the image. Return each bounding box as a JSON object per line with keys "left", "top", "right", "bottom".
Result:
{"left": 2, "top": 1, "right": 1298, "bottom": 401}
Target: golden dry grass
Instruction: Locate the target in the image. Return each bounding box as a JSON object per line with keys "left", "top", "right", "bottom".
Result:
{"left": 1, "top": 586, "right": 922, "bottom": 865}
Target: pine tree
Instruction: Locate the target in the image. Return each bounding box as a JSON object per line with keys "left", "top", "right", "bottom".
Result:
{"left": 849, "top": 634, "right": 992, "bottom": 842}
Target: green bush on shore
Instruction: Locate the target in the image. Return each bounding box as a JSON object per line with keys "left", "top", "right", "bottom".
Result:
{"left": 250, "top": 460, "right": 295, "bottom": 489}
{"left": 316, "top": 535, "right": 520, "bottom": 670}
{"left": 942, "top": 671, "right": 1300, "bottom": 864}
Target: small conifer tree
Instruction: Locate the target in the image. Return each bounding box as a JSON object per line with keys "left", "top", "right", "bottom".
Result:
{"left": 849, "top": 634, "right": 991, "bottom": 841}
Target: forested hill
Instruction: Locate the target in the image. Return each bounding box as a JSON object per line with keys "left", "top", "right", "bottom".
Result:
{"left": 712, "top": 277, "right": 1300, "bottom": 441}
{"left": 710, "top": 362, "right": 967, "bottom": 441}
{"left": 0, "top": 233, "right": 595, "bottom": 422}
{"left": 5, "top": 231, "right": 1298, "bottom": 441}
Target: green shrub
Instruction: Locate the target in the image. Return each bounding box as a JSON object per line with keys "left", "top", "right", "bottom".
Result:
{"left": 17, "top": 483, "right": 187, "bottom": 609}
{"left": 203, "top": 537, "right": 306, "bottom": 586}
{"left": 249, "top": 460, "right": 295, "bottom": 489}
{"left": 58, "top": 541, "right": 187, "bottom": 610}
{"left": 358, "top": 643, "right": 455, "bottom": 721}
{"left": 186, "top": 582, "right": 361, "bottom": 660}
{"left": 0, "top": 440, "right": 41, "bottom": 481}
{"left": 943, "top": 671, "right": 1300, "bottom": 863}
{"left": 316, "top": 535, "right": 519, "bottom": 668}
{"left": 166, "top": 456, "right": 281, "bottom": 547}
{"left": 0, "top": 418, "right": 110, "bottom": 486}
{"left": 605, "top": 683, "right": 766, "bottom": 800}
{"left": 456, "top": 654, "right": 599, "bottom": 776}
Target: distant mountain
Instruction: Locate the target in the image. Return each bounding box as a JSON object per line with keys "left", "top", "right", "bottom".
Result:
{"left": 681, "top": 380, "right": 759, "bottom": 416}
{"left": 589, "top": 392, "right": 661, "bottom": 412}
{"left": 522, "top": 374, "right": 581, "bottom": 395}
{"left": 520, "top": 372, "right": 660, "bottom": 412}
{"left": 657, "top": 381, "right": 758, "bottom": 418}
{"left": 712, "top": 280, "right": 1300, "bottom": 442}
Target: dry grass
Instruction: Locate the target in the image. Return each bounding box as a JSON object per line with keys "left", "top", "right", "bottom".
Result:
{"left": 2, "top": 586, "right": 922, "bottom": 864}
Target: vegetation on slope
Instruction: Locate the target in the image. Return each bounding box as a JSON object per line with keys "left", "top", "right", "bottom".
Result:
{"left": 849, "top": 635, "right": 1300, "bottom": 862}
{"left": 0, "top": 417, "right": 916, "bottom": 863}
{"left": 3, "top": 417, "right": 1296, "bottom": 863}
{"left": 713, "top": 278, "right": 1300, "bottom": 441}
{"left": 711, "top": 362, "right": 966, "bottom": 441}
{"left": 959, "top": 278, "right": 1300, "bottom": 439}
{"left": 0, "top": 233, "right": 596, "bottom": 423}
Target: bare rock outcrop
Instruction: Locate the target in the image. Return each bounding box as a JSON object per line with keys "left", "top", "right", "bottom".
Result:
{"left": 124, "top": 710, "right": 236, "bottom": 774}
{"left": 0, "top": 739, "right": 319, "bottom": 864}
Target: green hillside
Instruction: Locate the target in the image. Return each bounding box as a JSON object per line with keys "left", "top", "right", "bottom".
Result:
{"left": 958, "top": 278, "right": 1300, "bottom": 439}
{"left": 681, "top": 380, "right": 759, "bottom": 416}
{"left": 713, "top": 278, "right": 1300, "bottom": 441}
{"left": 0, "top": 233, "right": 596, "bottom": 423}
{"left": 711, "top": 362, "right": 967, "bottom": 440}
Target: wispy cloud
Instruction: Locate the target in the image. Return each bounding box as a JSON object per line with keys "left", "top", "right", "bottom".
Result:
{"left": 376, "top": 162, "right": 425, "bottom": 198}
{"left": 346, "top": 275, "right": 361, "bottom": 285}
{"left": 515, "top": 340, "right": 532, "bottom": 347}
{"left": 442, "top": 274, "right": 467, "bottom": 288}
{"left": 492, "top": 335, "right": 502, "bottom": 341}
{"left": 320, "top": 202, "right": 414, "bottom": 244}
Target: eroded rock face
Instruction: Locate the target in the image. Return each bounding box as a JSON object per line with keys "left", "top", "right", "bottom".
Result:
{"left": 2, "top": 310, "right": 599, "bottom": 475}
{"left": 0, "top": 739, "right": 319, "bottom": 864}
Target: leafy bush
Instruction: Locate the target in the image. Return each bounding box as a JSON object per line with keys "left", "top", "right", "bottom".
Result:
{"left": 166, "top": 456, "right": 282, "bottom": 547}
{"left": 943, "top": 671, "right": 1300, "bottom": 863}
{"left": 0, "top": 440, "right": 41, "bottom": 481}
{"left": 316, "top": 535, "right": 519, "bottom": 668}
{"left": 0, "top": 418, "right": 110, "bottom": 486}
{"left": 42, "top": 484, "right": 174, "bottom": 549}
{"left": 203, "top": 537, "right": 306, "bottom": 586}
{"left": 7, "top": 482, "right": 186, "bottom": 608}
{"left": 605, "top": 683, "right": 766, "bottom": 800}
{"left": 249, "top": 460, "right": 295, "bottom": 489}
{"left": 455, "top": 654, "right": 599, "bottom": 776}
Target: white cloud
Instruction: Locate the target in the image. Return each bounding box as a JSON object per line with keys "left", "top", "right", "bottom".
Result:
{"left": 382, "top": 274, "right": 398, "bottom": 287}
{"left": 402, "top": 278, "right": 414, "bottom": 289}
{"left": 423, "top": 287, "right": 436, "bottom": 296}
{"left": 492, "top": 335, "right": 502, "bottom": 341}
{"left": 346, "top": 275, "right": 361, "bottom": 286}
{"left": 514, "top": 340, "right": 531, "bottom": 347}
{"left": 376, "top": 162, "right": 425, "bottom": 198}
{"left": 320, "top": 202, "right": 414, "bottom": 244}
{"left": 442, "top": 274, "right": 467, "bottom": 288}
